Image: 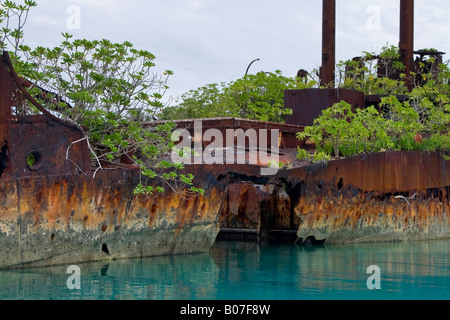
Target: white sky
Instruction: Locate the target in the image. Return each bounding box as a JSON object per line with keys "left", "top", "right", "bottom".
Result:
{"left": 20, "top": 0, "right": 450, "bottom": 105}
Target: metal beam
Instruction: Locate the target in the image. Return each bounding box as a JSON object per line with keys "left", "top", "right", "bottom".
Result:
{"left": 399, "top": 0, "right": 414, "bottom": 90}
{"left": 321, "top": 0, "right": 336, "bottom": 87}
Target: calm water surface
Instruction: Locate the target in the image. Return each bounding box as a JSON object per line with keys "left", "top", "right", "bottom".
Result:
{"left": 0, "top": 239, "right": 449, "bottom": 300}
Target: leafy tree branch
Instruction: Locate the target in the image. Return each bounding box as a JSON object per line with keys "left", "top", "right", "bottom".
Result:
{"left": 0, "top": 0, "right": 204, "bottom": 197}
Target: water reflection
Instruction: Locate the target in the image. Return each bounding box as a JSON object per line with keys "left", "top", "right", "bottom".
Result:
{"left": 207, "top": 240, "right": 450, "bottom": 300}
{"left": 0, "top": 253, "right": 220, "bottom": 300}
{"left": 0, "top": 239, "right": 448, "bottom": 300}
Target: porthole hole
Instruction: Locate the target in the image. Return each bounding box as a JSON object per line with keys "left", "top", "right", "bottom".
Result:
{"left": 26, "top": 150, "right": 43, "bottom": 171}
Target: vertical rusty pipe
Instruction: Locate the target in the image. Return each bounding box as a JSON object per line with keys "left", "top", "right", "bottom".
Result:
{"left": 0, "top": 53, "right": 13, "bottom": 120}
{"left": 399, "top": 0, "right": 414, "bottom": 90}
{"left": 321, "top": 0, "right": 336, "bottom": 87}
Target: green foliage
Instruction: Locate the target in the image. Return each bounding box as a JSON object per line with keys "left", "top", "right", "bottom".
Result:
{"left": 298, "top": 94, "right": 449, "bottom": 158}
{"left": 297, "top": 101, "right": 395, "bottom": 157}
{"left": 0, "top": 0, "right": 37, "bottom": 53}
{"left": 220, "top": 71, "right": 294, "bottom": 123}
{"left": 415, "top": 132, "right": 450, "bottom": 153}
{"left": 296, "top": 147, "right": 309, "bottom": 160}
{"left": 379, "top": 95, "right": 424, "bottom": 151}
{"left": 299, "top": 44, "right": 450, "bottom": 158}
{"left": 26, "top": 152, "right": 35, "bottom": 167}
{"left": 160, "top": 82, "right": 229, "bottom": 120}
{"left": 312, "top": 150, "right": 331, "bottom": 163}
{"left": 1, "top": 1, "right": 204, "bottom": 197}
{"left": 337, "top": 44, "right": 408, "bottom": 96}
{"left": 160, "top": 70, "right": 307, "bottom": 123}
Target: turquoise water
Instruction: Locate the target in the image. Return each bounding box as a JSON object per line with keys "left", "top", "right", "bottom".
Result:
{"left": 0, "top": 239, "right": 449, "bottom": 300}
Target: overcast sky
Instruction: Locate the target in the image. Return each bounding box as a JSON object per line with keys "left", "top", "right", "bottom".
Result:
{"left": 20, "top": 0, "right": 450, "bottom": 105}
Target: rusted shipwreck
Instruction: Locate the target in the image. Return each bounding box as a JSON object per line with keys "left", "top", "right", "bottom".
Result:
{"left": 168, "top": 118, "right": 450, "bottom": 245}
{"left": 0, "top": 0, "right": 449, "bottom": 269}
{"left": 0, "top": 49, "right": 449, "bottom": 270}
{"left": 180, "top": 0, "right": 450, "bottom": 244}
{"left": 0, "top": 52, "right": 223, "bottom": 269}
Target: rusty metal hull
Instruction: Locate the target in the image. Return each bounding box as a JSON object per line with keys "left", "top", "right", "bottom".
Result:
{"left": 280, "top": 151, "right": 450, "bottom": 244}
{"left": 296, "top": 190, "right": 449, "bottom": 244}
{"left": 2, "top": 45, "right": 449, "bottom": 271}
{"left": 0, "top": 51, "right": 226, "bottom": 269}
{"left": 0, "top": 167, "right": 224, "bottom": 269}
{"left": 0, "top": 149, "right": 449, "bottom": 269}
{"left": 216, "top": 151, "right": 450, "bottom": 244}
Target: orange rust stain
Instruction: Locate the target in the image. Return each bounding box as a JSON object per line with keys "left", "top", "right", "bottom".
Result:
{"left": 295, "top": 183, "right": 450, "bottom": 242}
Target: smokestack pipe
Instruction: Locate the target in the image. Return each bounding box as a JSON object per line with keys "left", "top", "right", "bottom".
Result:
{"left": 321, "top": 0, "right": 336, "bottom": 87}
{"left": 399, "top": 0, "right": 414, "bottom": 90}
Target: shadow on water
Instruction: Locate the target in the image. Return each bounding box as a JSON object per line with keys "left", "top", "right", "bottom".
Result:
{"left": 0, "top": 238, "right": 449, "bottom": 300}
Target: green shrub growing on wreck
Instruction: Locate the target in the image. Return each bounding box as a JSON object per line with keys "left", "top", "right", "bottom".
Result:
{"left": 298, "top": 95, "right": 449, "bottom": 158}
{"left": 296, "top": 147, "right": 309, "bottom": 160}
{"left": 297, "top": 101, "right": 396, "bottom": 157}
{"left": 336, "top": 44, "right": 409, "bottom": 96}
{"left": 159, "top": 70, "right": 317, "bottom": 123}
{"left": 0, "top": 0, "right": 204, "bottom": 197}
{"left": 298, "top": 46, "right": 450, "bottom": 158}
